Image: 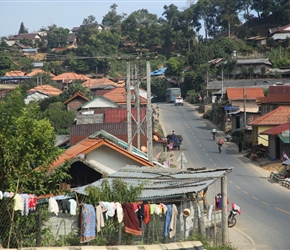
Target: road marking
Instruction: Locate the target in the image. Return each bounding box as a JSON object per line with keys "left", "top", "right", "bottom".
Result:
{"left": 213, "top": 163, "right": 217, "bottom": 167}
{"left": 206, "top": 153, "right": 209, "bottom": 157}
{"left": 252, "top": 196, "right": 258, "bottom": 200}
{"left": 243, "top": 191, "right": 249, "bottom": 195}
{"left": 236, "top": 186, "right": 240, "bottom": 189}
{"left": 202, "top": 148, "right": 205, "bottom": 151}
{"left": 275, "top": 207, "right": 290, "bottom": 215}
{"left": 262, "top": 202, "right": 269, "bottom": 206}
{"left": 199, "top": 143, "right": 202, "bottom": 147}
{"left": 229, "top": 180, "right": 233, "bottom": 184}
{"left": 209, "top": 158, "right": 213, "bottom": 162}
{"left": 196, "top": 140, "right": 199, "bottom": 143}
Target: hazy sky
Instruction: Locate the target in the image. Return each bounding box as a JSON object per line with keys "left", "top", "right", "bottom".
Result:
{"left": 0, "top": 0, "right": 189, "bottom": 37}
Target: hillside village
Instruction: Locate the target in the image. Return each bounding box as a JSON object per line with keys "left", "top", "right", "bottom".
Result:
{"left": 2, "top": 3, "right": 290, "bottom": 249}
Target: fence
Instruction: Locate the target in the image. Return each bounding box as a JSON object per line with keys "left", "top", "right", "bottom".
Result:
{"left": 0, "top": 198, "right": 223, "bottom": 248}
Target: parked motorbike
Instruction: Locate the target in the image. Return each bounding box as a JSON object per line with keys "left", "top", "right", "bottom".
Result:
{"left": 228, "top": 203, "right": 241, "bottom": 228}
{"left": 226, "top": 134, "right": 232, "bottom": 142}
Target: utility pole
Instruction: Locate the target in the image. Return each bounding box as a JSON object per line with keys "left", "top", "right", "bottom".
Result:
{"left": 146, "top": 59, "right": 153, "bottom": 163}
{"left": 243, "top": 87, "right": 247, "bottom": 129}
{"left": 126, "top": 60, "right": 132, "bottom": 153}
{"left": 221, "top": 175, "right": 228, "bottom": 245}
{"left": 134, "top": 64, "right": 141, "bottom": 150}
{"left": 221, "top": 69, "right": 224, "bottom": 99}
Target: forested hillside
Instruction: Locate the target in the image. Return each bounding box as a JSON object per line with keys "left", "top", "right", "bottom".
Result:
{"left": 1, "top": 1, "right": 290, "bottom": 102}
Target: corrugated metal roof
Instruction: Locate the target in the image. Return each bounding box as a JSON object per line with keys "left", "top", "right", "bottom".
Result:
{"left": 260, "top": 123, "right": 289, "bottom": 135}
{"left": 73, "top": 167, "right": 232, "bottom": 200}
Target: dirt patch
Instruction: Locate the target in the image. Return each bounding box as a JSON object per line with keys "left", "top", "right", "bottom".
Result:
{"left": 260, "top": 162, "right": 283, "bottom": 173}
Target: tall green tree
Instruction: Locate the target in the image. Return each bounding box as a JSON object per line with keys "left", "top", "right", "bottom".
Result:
{"left": 102, "top": 4, "right": 125, "bottom": 32}
{"left": 18, "top": 22, "right": 28, "bottom": 34}
{"left": 42, "top": 24, "right": 70, "bottom": 48}
{"left": 0, "top": 89, "right": 70, "bottom": 193}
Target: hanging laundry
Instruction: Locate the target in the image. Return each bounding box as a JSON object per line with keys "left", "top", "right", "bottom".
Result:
{"left": 96, "top": 205, "right": 105, "bottom": 233}
{"left": 0, "top": 191, "right": 3, "bottom": 199}
{"left": 69, "top": 199, "right": 77, "bottom": 215}
{"left": 48, "top": 197, "right": 59, "bottom": 216}
{"left": 14, "top": 193, "right": 22, "bottom": 211}
{"left": 61, "top": 199, "right": 70, "bottom": 213}
{"left": 208, "top": 205, "right": 213, "bottom": 221}
{"left": 20, "top": 194, "right": 29, "bottom": 216}
{"left": 122, "top": 202, "right": 142, "bottom": 236}
{"left": 150, "top": 204, "right": 155, "bottom": 215}
{"left": 80, "top": 203, "right": 96, "bottom": 243}
{"left": 4, "top": 192, "right": 14, "bottom": 198}
{"left": 143, "top": 204, "right": 150, "bottom": 224}
{"left": 164, "top": 204, "right": 172, "bottom": 237}
{"left": 28, "top": 195, "right": 37, "bottom": 212}
{"left": 115, "top": 202, "right": 123, "bottom": 223}
{"left": 99, "top": 201, "right": 116, "bottom": 219}
{"left": 137, "top": 204, "right": 144, "bottom": 228}
{"left": 169, "top": 204, "right": 178, "bottom": 238}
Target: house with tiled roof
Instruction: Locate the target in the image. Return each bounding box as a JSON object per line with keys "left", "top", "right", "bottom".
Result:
{"left": 27, "top": 69, "right": 55, "bottom": 78}
{"left": 52, "top": 72, "right": 91, "bottom": 88}
{"left": 49, "top": 130, "right": 161, "bottom": 188}
{"left": 63, "top": 91, "right": 89, "bottom": 111}
{"left": 99, "top": 87, "right": 147, "bottom": 107}
{"left": 260, "top": 123, "right": 290, "bottom": 160}
{"left": 25, "top": 84, "right": 62, "bottom": 104}
{"left": 5, "top": 70, "right": 26, "bottom": 77}
{"left": 10, "top": 33, "right": 41, "bottom": 44}
{"left": 257, "top": 85, "right": 290, "bottom": 115}
{"left": 248, "top": 106, "right": 290, "bottom": 146}
{"left": 225, "top": 87, "right": 264, "bottom": 131}
{"left": 82, "top": 77, "right": 125, "bottom": 91}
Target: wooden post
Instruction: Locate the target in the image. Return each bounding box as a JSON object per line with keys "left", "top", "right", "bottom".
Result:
{"left": 221, "top": 175, "right": 229, "bottom": 245}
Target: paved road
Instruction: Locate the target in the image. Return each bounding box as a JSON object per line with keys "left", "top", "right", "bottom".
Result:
{"left": 159, "top": 102, "right": 290, "bottom": 250}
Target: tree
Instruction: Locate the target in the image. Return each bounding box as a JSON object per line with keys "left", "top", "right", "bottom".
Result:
{"left": 41, "top": 102, "right": 76, "bottom": 134}
{"left": 43, "top": 24, "right": 70, "bottom": 48}
{"left": 0, "top": 89, "right": 70, "bottom": 193}
{"left": 0, "top": 51, "right": 15, "bottom": 76}
{"left": 18, "top": 22, "right": 28, "bottom": 34}
{"left": 102, "top": 4, "right": 125, "bottom": 32}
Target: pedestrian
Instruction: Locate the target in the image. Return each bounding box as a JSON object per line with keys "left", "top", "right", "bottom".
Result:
{"left": 238, "top": 141, "right": 242, "bottom": 152}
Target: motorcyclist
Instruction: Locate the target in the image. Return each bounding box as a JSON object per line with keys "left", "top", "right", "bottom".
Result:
{"left": 217, "top": 138, "right": 223, "bottom": 152}
{"left": 211, "top": 128, "right": 217, "bottom": 140}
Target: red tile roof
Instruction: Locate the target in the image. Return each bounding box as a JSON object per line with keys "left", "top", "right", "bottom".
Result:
{"left": 226, "top": 87, "right": 264, "bottom": 100}
{"left": 5, "top": 70, "right": 26, "bottom": 77}
{"left": 102, "top": 87, "right": 147, "bottom": 105}
{"left": 249, "top": 106, "right": 290, "bottom": 125}
{"left": 260, "top": 123, "right": 289, "bottom": 135}
{"left": 29, "top": 84, "right": 62, "bottom": 96}
{"left": 82, "top": 78, "right": 125, "bottom": 88}
{"left": 52, "top": 72, "right": 90, "bottom": 82}
{"left": 50, "top": 137, "right": 154, "bottom": 169}
{"left": 268, "top": 85, "right": 290, "bottom": 95}
{"left": 27, "top": 69, "right": 55, "bottom": 77}
{"left": 104, "top": 108, "right": 147, "bottom": 123}
{"left": 63, "top": 91, "right": 89, "bottom": 105}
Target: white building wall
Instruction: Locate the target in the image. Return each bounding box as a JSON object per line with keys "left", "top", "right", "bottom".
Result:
{"left": 86, "top": 147, "right": 143, "bottom": 172}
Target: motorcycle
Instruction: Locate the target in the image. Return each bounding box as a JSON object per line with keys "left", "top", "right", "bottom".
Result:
{"left": 212, "top": 133, "right": 216, "bottom": 141}
{"left": 228, "top": 203, "right": 241, "bottom": 228}
{"left": 226, "top": 134, "right": 232, "bottom": 142}
{"left": 218, "top": 143, "right": 222, "bottom": 153}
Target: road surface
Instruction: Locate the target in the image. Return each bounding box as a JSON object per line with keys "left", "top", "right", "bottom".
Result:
{"left": 159, "top": 102, "right": 290, "bottom": 250}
